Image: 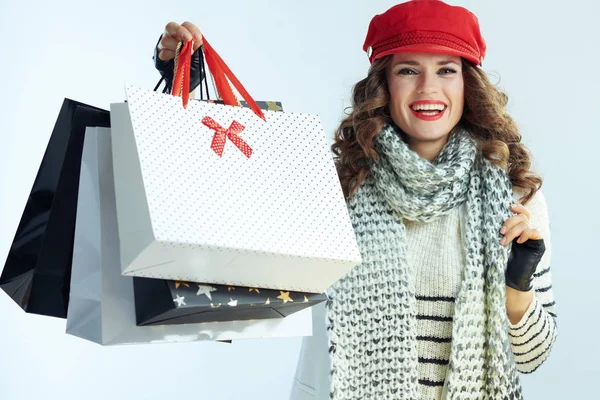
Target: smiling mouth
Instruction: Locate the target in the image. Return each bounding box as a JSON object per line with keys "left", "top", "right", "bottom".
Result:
{"left": 409, "top": 104, "right": 447, "bottom": 116}
{"left": 409, "top": 103, "right": 447, "bottom": 121}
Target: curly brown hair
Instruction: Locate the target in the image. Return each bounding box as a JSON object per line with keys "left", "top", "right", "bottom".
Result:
{"left": 331, "top": 56, "right": 543, "bottom": 205}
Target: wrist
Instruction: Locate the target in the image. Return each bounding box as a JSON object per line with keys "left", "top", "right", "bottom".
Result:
{"left": 506, "top": 286, "right": 534, "bottom": 325}
{"left": 505, "top": 277, "right": 533, "bottom": 292}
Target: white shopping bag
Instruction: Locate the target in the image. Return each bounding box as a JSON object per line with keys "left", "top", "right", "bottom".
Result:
{"left": 66, "top": 126, "right": 313, "bottom": 345}
{"left": 109, "top": 86, "right": 361, "bottom": 293}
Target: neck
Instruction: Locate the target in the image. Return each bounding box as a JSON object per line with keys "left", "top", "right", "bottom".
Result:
{"left": 405, "top": 135, "right": 450, "bottom": 163}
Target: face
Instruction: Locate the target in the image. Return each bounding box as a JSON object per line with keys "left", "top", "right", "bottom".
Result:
{"left": 386, "top": 52, "right": 464, "bottom": 147}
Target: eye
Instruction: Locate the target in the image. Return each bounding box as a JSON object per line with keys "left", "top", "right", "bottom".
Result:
{"left": 397, "top": 68, "right": 418, "bottom": 75}
{"left": 439, "top": 68, "right": 458, "bottom": 75}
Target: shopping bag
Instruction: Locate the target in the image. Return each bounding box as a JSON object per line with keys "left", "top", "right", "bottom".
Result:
{"left": 109, "top": 37, "right": 361, "bottom": 293}
{"left": 66, "top": 126, "right": 313, "bottom": 345}
{"left": 1, "top": 99, "right": 110, "bottom": 318}
{"left": 133, "top": 277, "right": 326, "bottom": 326}
{"left": 127, "top": 98, "right": 327, "bottom": 327}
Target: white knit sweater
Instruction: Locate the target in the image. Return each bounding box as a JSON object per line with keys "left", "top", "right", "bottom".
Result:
{"left": 290, "top": 188, "right": 557, "bottom": 400}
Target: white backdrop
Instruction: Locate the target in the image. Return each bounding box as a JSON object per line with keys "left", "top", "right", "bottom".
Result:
{"left": 0, "top": 0, "right": 597, "bottom": 398}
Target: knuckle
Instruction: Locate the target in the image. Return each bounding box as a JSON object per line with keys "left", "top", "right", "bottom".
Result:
{"left": 182, "top": 21, "right": 197, "bottom": 29}
{"left": 519, "top": 221, "right": 529, "bottom": 230}
{"left": 160, "top": 35, "right": 173, "bottom": 48}
{"left": 177, "top": 25, "right": 190, "bottom": 38}
{"left": 158, "top": 49, "right": 174, "bottom": 61}
{"left": 158, "top": 36, "right": 167, "bottom": 48}
{"left": 165, "top": 21, "right": 178, "bottom": 33}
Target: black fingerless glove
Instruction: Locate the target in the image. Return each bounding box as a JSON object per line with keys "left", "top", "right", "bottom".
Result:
{"left": 153, "top": 34, "right": 204, "bottom": 94}
{"left": 505, "top": 238, "right": 546, "bottom": 292}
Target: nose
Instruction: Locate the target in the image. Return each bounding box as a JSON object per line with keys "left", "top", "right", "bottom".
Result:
{"left": 416, "top": 71, "right": 439, "bottom": 95}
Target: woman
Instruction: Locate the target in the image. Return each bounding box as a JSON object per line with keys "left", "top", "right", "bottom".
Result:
{"left": 154, "top": 1, "right": 557, "bottom": 399}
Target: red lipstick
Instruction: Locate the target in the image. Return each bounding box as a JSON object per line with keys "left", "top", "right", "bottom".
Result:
{"left": 409, "top": 100, "right": 447, "bottom": 121}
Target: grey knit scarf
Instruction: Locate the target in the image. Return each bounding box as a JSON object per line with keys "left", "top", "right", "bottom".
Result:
{"left": 326, "top": 124, "right": 523, "bottom": 400}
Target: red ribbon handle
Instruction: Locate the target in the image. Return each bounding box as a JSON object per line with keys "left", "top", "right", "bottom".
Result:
{"left": 172, "top": 41, "right": 193, "bottom": 108}
{"left": 172, "top": 36, "right": 266, "bottom": 122}
{"left": 201, "top": 37, "right": 266, "bottom": 121}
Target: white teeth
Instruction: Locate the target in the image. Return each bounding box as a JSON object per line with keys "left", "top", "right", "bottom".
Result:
{"left": 411, "top": 104, "right": 445, "bottom": 111}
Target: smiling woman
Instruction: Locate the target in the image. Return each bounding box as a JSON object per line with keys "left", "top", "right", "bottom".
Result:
{"left": 298, "top": 1, "right": 557, "bottom": 399}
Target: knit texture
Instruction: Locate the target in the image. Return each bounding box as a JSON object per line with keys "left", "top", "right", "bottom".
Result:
{"left": 406, "top": 189, "right": 557, "bottom": 399}
{"left": 406, "top": 206, "right": 464, "bottom": 399}
{"left": 326, "top": 124, "right": 523, "bottom": 400}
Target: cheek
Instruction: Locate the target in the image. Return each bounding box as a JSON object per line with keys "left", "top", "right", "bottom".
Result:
{"left": 449, "top": 81, "right": 465, "bottom": 115}
{"left": 387, "top": 79, "right": 411, "bottom": 111}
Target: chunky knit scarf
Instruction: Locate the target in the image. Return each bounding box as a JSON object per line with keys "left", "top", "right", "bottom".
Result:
{"left": 326, "top": 124, "right": 523, "bottom": 400}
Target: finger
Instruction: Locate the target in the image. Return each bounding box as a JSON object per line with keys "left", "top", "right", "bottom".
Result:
{"left": 515, "top": 229, "right": 532, "bottom": 244}
{"left": 181, "top": 22, "right": 203, "bottom": 52}
{"left": 157, "top": 48, "right": 176, "bottom": 61}
{"left": 510, "top": 203, "right": 531, "bottom": 219}
{"left": 165, "top": 21, "right": 193, "bottom": 42}
{"left": 501, "top": 222, "right": 529, "bottom": 246}
{"left": 192, "top": 39, "right": 203, "bottom": 52}
{"left": 181, "top": 21, "right": 203, "bottom": 42}
{"left": 500, "top": 214, "right": 529, "bottom": 235}
{"left": 158, "top": 34, "right": 181, "bottom": 52}
{"left": 516, "top": 228, "right": 543, "bottom": 243}
{"left": 164, "top": 21, "right": 181, "bottom": 38}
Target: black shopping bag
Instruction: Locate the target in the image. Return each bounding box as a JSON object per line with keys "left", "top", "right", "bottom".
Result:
{"left": 1, "top": 99, "right": 110, "bottom": 318}
{"left": 133, "top": 278, "right": 327, "bottom": 326}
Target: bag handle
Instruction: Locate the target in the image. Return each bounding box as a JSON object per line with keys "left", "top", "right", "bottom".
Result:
{"left": 172, "top": 41, "right": 192, "bottom": 107}
{"left": 172, "top": 37, "right": 266, "bottom": 121}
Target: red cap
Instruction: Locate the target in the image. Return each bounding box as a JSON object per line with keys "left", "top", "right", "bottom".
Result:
{"left": 363, "top": 0, "right": 486, "bottom": 66}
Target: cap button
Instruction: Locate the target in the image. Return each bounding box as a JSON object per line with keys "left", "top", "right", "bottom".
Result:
{"left": 367, "top": 46, "right": 373, "bottom": 58}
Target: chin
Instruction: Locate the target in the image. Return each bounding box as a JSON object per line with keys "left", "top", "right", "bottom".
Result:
{"left": 402, "top": 126, "right": 452, "bottom": 142}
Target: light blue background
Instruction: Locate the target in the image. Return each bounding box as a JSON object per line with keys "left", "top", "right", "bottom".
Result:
{"left": 0, "top": 0, "right": 596, "bottom": 398}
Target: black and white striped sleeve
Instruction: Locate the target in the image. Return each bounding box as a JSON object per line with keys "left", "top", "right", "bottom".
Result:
{"left": 508, "top": 188, "right": 558, "bottom": 374}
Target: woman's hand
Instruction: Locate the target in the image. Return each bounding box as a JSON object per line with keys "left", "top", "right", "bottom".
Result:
{"left": 156, "top": 21, "right": 204, "bottom": 62}
{"left": 500, "top": 203, "right": 542, "bottom": 246}
{"left": 501, "top": 203, "right": 546, "bottom": 293}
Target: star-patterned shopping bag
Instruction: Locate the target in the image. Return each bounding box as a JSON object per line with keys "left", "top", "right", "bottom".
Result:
{"left": 133, "top": 277, "right": 326, "bottom": 326}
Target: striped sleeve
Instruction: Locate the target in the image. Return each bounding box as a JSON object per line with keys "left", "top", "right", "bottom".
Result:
{"left": 508, "top": 188, "right": 558, "bottom": 374}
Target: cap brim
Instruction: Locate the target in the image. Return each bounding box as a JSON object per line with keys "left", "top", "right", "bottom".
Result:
{"left": 373, "top": 44, "right": 480, "bottom": 66}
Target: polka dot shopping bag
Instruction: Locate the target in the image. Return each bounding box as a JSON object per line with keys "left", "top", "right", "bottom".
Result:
{"left": 108, "top": 36, "right": 361, "bottom": 293}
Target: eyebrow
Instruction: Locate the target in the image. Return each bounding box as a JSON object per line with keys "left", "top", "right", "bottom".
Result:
{"left": 393, "top": 60, "right": 459, "bottom": 67}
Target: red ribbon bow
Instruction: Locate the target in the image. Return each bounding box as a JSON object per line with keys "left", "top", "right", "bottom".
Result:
{"left": 202, "top": 116, "right": 253, "bottom": 158}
